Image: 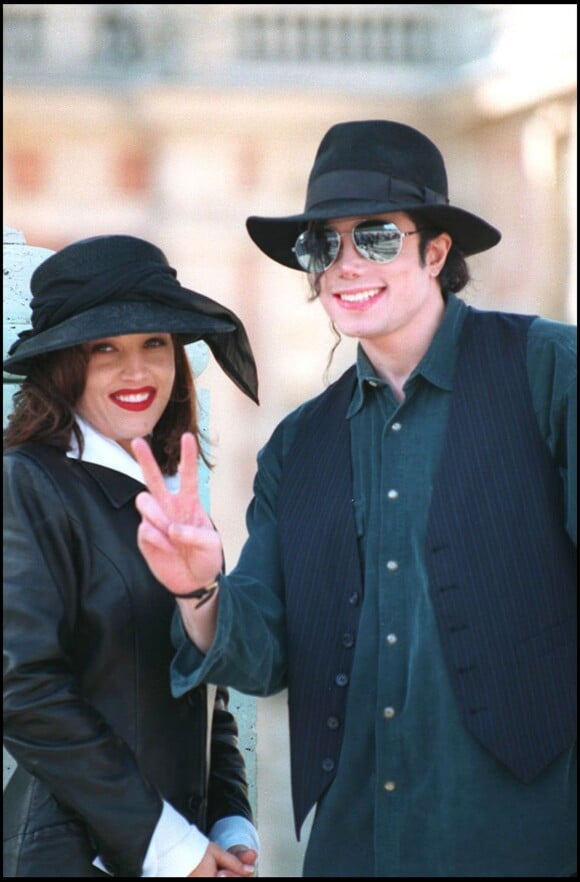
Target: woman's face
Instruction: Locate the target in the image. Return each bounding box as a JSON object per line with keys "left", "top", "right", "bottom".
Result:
{"left": 76, "top": 333, "right": 176, "bottom": 455}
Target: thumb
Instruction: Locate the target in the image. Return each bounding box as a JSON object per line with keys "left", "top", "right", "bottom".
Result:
{"left": 229, "top": 846, "right": 258, "bottom": 865}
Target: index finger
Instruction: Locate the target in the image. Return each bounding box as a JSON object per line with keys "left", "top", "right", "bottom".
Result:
{"left": 131, "top": 436, "right": 172, "bottom": 505}
{"left": 177, "top": 432, "right": 201, "bottom": 500}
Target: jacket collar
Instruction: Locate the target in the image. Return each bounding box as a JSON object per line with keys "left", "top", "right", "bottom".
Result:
{"left": 68, "top": 414, "right": 148, "bottom": 484}
{"left": 77, "top": 460, "right": 146, "bottom": 509}
{"left": 67, "top": 414, "right": 179, "bottom": 508}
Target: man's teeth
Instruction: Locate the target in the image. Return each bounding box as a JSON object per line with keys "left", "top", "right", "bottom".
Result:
{"left": 339, "top": 288, "right": 381, "bottom": 303}
{"left": 115, "top": 393, "right": 149, "bottom": 403}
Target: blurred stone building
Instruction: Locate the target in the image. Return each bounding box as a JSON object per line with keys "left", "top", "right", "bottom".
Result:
{"left": 3, "top": 4, "right": 577, "bottom": 876}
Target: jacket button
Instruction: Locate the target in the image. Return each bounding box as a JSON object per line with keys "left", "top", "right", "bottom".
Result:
{"left": 322, "top": 758, "right": 335, "bottom": 772}
{"left": 335, "top": 673, "right": 349, "bottom": 687}
{"left": 342, "top": 632, "right": 354, "bottom": 648}
{"left": 326, "top": 716, "right": 340, "bottom": 730}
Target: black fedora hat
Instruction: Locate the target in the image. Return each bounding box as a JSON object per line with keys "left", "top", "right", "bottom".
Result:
{"left": 3, "top": 235, "right": 258, "bottom": 403}
{"left": 246, "top": 119, "right": 501, "bottom": 270}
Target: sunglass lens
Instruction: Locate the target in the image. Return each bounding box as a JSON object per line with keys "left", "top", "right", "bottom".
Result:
{"left": 353, "top": 224, "right": 402, "bottom": 262}
{"left": 293, "top": 229, "right": 339, "bottom": 272}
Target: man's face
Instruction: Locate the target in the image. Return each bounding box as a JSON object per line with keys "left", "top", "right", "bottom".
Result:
{"left": 316, "top": 211, "right": 450, "bottom": 348}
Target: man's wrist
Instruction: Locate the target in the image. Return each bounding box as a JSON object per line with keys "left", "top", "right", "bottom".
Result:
{"left": 178, "top": 578, "right": 220, "bottom": 608}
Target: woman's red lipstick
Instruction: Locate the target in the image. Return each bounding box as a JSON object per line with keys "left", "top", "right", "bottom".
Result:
{"left": 109, "top": 387, "right": 157, "bottom": 412}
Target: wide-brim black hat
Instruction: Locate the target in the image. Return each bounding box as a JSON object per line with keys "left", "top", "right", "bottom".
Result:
{"left": 3, "top": 235, "right": 258, "bottom": 403}
{"left": 246, "top": 120, "right": 501, "bottom": 270}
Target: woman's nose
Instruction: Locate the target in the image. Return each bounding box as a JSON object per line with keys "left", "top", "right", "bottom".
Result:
{"left": 120, "top": 352, "right": 148, "bottom": 378}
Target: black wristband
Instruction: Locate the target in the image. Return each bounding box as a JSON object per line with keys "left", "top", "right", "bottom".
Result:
{"left": 177, "top": 579, "right": 220, "bottom": 608}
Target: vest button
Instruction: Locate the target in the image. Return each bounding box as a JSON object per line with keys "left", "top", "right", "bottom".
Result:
{"left": 322, "top": 758, "right": 335, "bottom": 772}
{"left": 326, "top": 716, "right": 340, "bottom": 730}
{"left": 348, "top": 592, "right": 360, "bottom": 606}
{"left": 335, "top": 673, "right": 349, "bottom": 687}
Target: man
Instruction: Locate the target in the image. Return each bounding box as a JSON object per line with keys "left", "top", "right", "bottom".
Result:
{"left": 133, "top": 120, "right": 576, "bottom": 877}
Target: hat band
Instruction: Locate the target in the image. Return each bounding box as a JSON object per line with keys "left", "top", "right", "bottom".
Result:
{"left": 305, "top": 170, "right": 448, "bottom": 211}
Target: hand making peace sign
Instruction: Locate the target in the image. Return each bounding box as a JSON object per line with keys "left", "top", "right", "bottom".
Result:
{"left": 132, "top": 433, "right": 224, "bottom": 597}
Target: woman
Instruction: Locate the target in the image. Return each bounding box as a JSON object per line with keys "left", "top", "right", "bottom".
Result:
{"left": 3, "top": 234, "right": 259, "bottom": 877}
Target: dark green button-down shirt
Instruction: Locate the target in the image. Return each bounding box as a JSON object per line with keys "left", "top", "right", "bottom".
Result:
{"left": 172, "top": 295, "right": 577, "bottom": 877}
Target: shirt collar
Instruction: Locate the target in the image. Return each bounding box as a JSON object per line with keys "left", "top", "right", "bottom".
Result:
{"left": 67, "top": 415, "right": 179, "bottom": 491}
{"left": 348, "top": 293, "right": 468, "bottom": 417}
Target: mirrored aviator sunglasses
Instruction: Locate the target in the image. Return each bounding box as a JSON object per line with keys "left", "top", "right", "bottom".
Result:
{"left": 293, "top": 220, "right": 422, "bottom": 273}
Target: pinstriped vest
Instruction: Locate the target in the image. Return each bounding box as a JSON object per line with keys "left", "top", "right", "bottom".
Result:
{"left": 278, "top": 309, "right": 577, "bottom": 837}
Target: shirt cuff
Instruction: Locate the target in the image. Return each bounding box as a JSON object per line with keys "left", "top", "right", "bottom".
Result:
{"left": 210, "top": 814, "right": 260, "bottom": 853}
{"left": 92, "top": 799, "right": 209, "bottom": 877}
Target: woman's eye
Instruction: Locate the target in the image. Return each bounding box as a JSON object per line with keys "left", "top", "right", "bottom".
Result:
{"left": 145, "top": 337, "right": 169, "bottom": 348}
{"left": 90, "top": 342, "right": 114, "bottom": 353}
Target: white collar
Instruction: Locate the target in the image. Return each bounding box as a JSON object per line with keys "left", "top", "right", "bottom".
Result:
{"left": 67, "top": 415, "right": 179, "bottom": 491}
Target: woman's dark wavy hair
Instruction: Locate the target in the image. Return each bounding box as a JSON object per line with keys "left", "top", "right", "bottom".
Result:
{"left": 304, "top": 212, "right": 471, "bottom": 379}
{"left": 3, "top": 335, "right": 210, "bottom": 475}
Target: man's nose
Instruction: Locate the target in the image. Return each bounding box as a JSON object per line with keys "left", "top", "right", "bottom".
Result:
{"left": 334, "top": 232, "right": 364, "bottom": 274}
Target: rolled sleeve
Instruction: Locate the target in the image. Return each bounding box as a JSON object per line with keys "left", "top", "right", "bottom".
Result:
{"left": 94, "top": 800, "right": 210, "bottom": 877}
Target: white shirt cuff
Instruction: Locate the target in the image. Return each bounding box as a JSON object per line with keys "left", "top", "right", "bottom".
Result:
{"left": 92, "top": 801, "right": 259, "bottom": 876}
{"left": 93, "top": 800, "right": 209, "bottom": 877}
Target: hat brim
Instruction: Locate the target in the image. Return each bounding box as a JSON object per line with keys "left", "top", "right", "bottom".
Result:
{"left": 3, "top": 299, "right": 236, "bottom": 376}
{"left": 247, "top": 200, "right": 501, "bottom": 270}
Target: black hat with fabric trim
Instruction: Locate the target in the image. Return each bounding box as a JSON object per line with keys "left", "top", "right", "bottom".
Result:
{"left": 3, "top": 235, "right": 258, "bottom": 404}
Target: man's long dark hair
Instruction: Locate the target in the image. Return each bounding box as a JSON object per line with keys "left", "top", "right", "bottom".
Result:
{"left": 407, "top": 210, "right": 471, "bottom": 296}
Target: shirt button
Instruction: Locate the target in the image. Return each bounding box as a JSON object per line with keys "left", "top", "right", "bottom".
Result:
{"left": 391, "top": 422, "right": 402, "bottom": 432}
{"left": 335, "top": 673, "right": 349, "bottom": 687}
{"left": 384, "top": 781, "right": 397, "bottom": 792}
{"left": 386, "top": 633, "right": 398, "bottom": 645}
{"left": 387, "top": 489, "right": 399, "bottom": 500}
{"left": 383, "top": 706, "right": 396, "bottom": 719}
{"left": 386, "top": 560, "right": 399, "bottom": 572}
{"left": 322, "top": 758, "right": 335, "bottom": 772}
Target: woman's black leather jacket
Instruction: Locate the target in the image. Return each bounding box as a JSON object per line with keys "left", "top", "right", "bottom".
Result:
{"left": 3, "top": 443, "right": 252, "bottom": 877}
